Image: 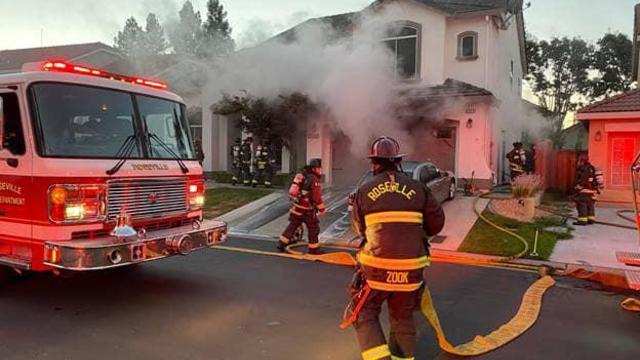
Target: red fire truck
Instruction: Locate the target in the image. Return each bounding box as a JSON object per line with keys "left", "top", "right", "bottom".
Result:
{"left": 0, "top": 60, "right": 226, "bottom": 274}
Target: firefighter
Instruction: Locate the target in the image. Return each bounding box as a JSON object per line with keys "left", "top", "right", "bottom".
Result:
{"left": 230, "top": 138, "right": 242, "bottom": 185}
{"left": 252, "top": 141, "right": 273, "bottom": 187}
{"left": 506, "top": 142, "right": 527, "bottom": 181}
{"left": 278, "top": 158, "right": 326, "bottom": 254}
{"left": 350, "top": 136, "right": 445, "bottom": 360}
{"left": 263, "top": 141, "right": 277, "bottom": 188}
{"left": 573, "top": 155, "right": 598, "bottom": 226}
{"left": 240, "top": 137, "right": 253, "bottom": 186}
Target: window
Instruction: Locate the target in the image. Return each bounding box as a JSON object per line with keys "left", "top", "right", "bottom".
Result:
{"left": 30, "top": 83, "right": 140, "bottom": 158}
{"left": 137, "top": 95, "right": 194, "bottom": 160}
{"left": 457, "top": 32, "right": 478, "bottom": 60}
{"left": 29, "top": 82, "right": 195, "bottom": 160}
{"left": 0, "top": 92, "right": 25, "bottom": 155}
{"left": 383, "top": 23, "right": 420, "bottom": 79}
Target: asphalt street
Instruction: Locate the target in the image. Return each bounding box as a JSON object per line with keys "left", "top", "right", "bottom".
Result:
{"left": 1, "top": 236, "right": 639, "bottom": 360}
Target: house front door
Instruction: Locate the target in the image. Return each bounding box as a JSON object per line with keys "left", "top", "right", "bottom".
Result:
{"left": 609, "top": 134, "right": 637, "bottom": 188}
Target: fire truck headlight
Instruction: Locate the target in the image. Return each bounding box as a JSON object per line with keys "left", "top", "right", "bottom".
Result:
{"left": 187, "top": 180, "right": 206, "bottom": 210}
{"left": 48, "top": 184, "right": 106, "bottom": 223}
{"left": 64, "top": 205, "right": 85, "bottom": 220}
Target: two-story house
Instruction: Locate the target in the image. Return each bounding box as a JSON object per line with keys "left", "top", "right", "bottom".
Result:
{"left": 204, "top": 0, "right": 527, "bottom": 187}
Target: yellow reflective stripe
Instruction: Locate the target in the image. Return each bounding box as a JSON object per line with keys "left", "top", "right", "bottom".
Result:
{"left": 358, "top": 253, "right": 430, "bottom": 270}
{"left": 365, "top": 211, "right": 423, "bottom": 227}
{"left": 588, "top": 216, "right": 596, "bottom": 220}
{"left": 577, "top": 217, "right": 588, "bottom": 222}
{"left": 290, "top": 209, "right": 303, "bottom": 216}
{"left": 391, "top": 356, "right": 415, "bottom": 360}
{"left": 367, "top": 280, "right": 423, "bottom": 292}
{"left": 362, "top": 344, "right": 391, "bottom": 360}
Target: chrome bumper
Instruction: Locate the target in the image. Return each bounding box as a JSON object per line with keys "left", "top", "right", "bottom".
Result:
{"left": 43, "top": 220, "right": 227, "bottom": 271}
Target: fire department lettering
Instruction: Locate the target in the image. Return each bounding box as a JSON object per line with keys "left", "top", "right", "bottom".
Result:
{"left": 367, "top": 181, "right": 416, "bottom": 202}
{"left": 131, "top": 164, "right": 169, "bottom": 171}
{"left": 0, "top": 182, "right": 25, "bottom": 206}
{"left": 0, "top": 182, "right": 22, "bottom": 195}
{"left": 386, "top": 271, "right": 410, "bottom": 284}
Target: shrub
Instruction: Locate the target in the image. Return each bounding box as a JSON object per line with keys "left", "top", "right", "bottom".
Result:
{"left": 512, "top": 174, "right": 542, "bottom": 198}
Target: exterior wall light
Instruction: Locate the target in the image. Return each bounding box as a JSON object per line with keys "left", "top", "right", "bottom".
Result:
{"left": 594, "top": 130, "right": 602, "bottom": 142}
{"left": 466, "top": 118, "right": 473, "bottom": 128}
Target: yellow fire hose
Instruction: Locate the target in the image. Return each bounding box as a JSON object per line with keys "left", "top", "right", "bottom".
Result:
{"left": 213, "top": 192, "right": 635, "bottom": 356}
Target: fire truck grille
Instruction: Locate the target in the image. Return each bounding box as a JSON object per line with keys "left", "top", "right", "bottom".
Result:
{"left": 107, "top": 178, "right": 188, "bottom": 220}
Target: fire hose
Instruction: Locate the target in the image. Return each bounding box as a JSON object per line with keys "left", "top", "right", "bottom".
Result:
{"left": 213, "top": 188, "right": 639, "bottom": 356}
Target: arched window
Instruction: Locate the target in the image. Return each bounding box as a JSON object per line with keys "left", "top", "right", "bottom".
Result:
{"left": 457, "top": 31, "right": 478, "bottom": 60}
{"left": 382, "top": 22, "right": 421, "bottom": 79}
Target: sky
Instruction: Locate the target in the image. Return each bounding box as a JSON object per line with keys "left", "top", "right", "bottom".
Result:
{"left": 0, "top": 0, "right": 637, "bottom": 51}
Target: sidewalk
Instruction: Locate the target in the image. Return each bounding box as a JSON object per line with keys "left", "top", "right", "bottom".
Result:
{"left": 550, "top": 207, "right": 639, "bottom": 271}
{"left": 430, "top": 196, "right": 490, "bottom": 251}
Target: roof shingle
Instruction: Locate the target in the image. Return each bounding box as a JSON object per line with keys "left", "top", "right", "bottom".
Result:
{"left": 578, "top": 89, "right": 640, "bottom": 114}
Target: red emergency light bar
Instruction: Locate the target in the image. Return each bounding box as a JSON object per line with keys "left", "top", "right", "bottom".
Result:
{"left": 42, "top": 60, "right": 168, "bottom": 90}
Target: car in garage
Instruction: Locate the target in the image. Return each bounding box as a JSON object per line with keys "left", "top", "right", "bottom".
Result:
{"left": 354, "top": 160, "right": 456, "bottom": 203}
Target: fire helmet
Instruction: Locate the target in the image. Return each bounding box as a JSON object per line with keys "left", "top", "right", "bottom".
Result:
{"left": 309, "top": 158, "right": 322, "bottom": 169}
{"left": 368, "top": 136, "right": 405, "bottom": 160}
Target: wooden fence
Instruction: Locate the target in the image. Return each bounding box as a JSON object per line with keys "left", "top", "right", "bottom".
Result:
{"left": 534, "top": 140, "right": 586, "bottom": 193}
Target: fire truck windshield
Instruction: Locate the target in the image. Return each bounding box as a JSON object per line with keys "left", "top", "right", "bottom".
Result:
{"left": 30, "top": 82, "right": 194, "bottom": 160}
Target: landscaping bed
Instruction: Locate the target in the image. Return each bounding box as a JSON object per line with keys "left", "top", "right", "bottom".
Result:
{"left": 203, "top": 187, "right": 274, "bottom": 219}
{"left": 458, "top": 207, "right": 574, "bottom": 261}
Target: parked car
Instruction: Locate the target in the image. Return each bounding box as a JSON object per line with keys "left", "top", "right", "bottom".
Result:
{"left": 354, "top": 160, "right": 456, "bottom": 204}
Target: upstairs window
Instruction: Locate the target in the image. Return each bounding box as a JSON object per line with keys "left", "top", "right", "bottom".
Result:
{"left": 383, "top": 23, "right": 421, "bottom": 80}
{"left": 457, "top": 31, "right": 478, "bottom": 60}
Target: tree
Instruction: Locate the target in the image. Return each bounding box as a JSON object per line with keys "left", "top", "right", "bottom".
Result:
{"left": 143, "top": 13, "right": 169, "bottom": 56}
{"left": 213, "top": 92, "right": 317, "bottom": 148}
{"left": 525, "top": 35, "right": 595, "bottom": 147}
{"left": 168, "top": 1, "right": 203, "bottom": 57}
{"left": 114, "top": 17, "right": 144, "bottom": 59}
{"left": 198, "top": 0, "right": 235, "bottom": 59}
{"left": 591, "top": 32, "right": 633, "bottom": 99}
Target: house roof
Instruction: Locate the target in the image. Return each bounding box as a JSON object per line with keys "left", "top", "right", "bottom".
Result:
{"left": 399, "top": 78, "right": 493, "bottom": 99}
{"left": 578, "top": 89, "right": 640, "bottom": 114}
{"left": 410, "top": 0, "right": 518, "bottom": 15}
{"left": 0, "top": 42, "right": 123, "bottom": 73}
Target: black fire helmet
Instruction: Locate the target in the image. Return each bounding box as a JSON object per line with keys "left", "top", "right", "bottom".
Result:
{"left": 368, "top": 136, "right": 405, "bottom": 160}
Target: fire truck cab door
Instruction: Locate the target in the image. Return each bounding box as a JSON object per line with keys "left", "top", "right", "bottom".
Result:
{"left": 0, "top": 90, "right": 33, "bottom": 239}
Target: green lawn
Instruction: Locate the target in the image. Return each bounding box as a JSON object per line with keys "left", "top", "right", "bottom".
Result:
{"left": 458, "top": 210, "right": 573, "bottom": 261}
{"left": 203, "top": 187, "right": 274, "bottom": 219}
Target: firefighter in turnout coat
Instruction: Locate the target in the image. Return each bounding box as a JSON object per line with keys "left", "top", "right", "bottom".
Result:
{"left": 240, "top": 137, "right": 253, "bottom": 186}
{"left": 230, "top": 138, "right": 242, "bottom": 185}
{"left": 506, "top": 142, "right": 527, "bottom": 181}
{"left": 573, "top": 155, "right": 599, "bottom": 225}
{"left": 350, "top": 136, "right": 445, "bottom": 360}
{"left": 278, "top": 158, "right": 326, "bottom": 254}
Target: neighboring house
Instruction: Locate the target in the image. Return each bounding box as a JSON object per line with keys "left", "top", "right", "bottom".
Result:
{"left": 577, "top": 90, "right": 640, "bottom": 203}
{"left": 0, "top": 42, "right": 128, "bottom": 74}
{"left": 205, "top": 0, "right": 528, "bottom": 187}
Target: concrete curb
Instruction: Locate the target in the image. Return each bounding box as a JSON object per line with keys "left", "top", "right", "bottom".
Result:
{"left": 216, "top": 192, "right": 285, "bottom": 224}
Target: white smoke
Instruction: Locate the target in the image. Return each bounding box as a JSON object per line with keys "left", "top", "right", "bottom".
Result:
{"left": 203, "top": 6, "right": 420, "bottom": 156}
